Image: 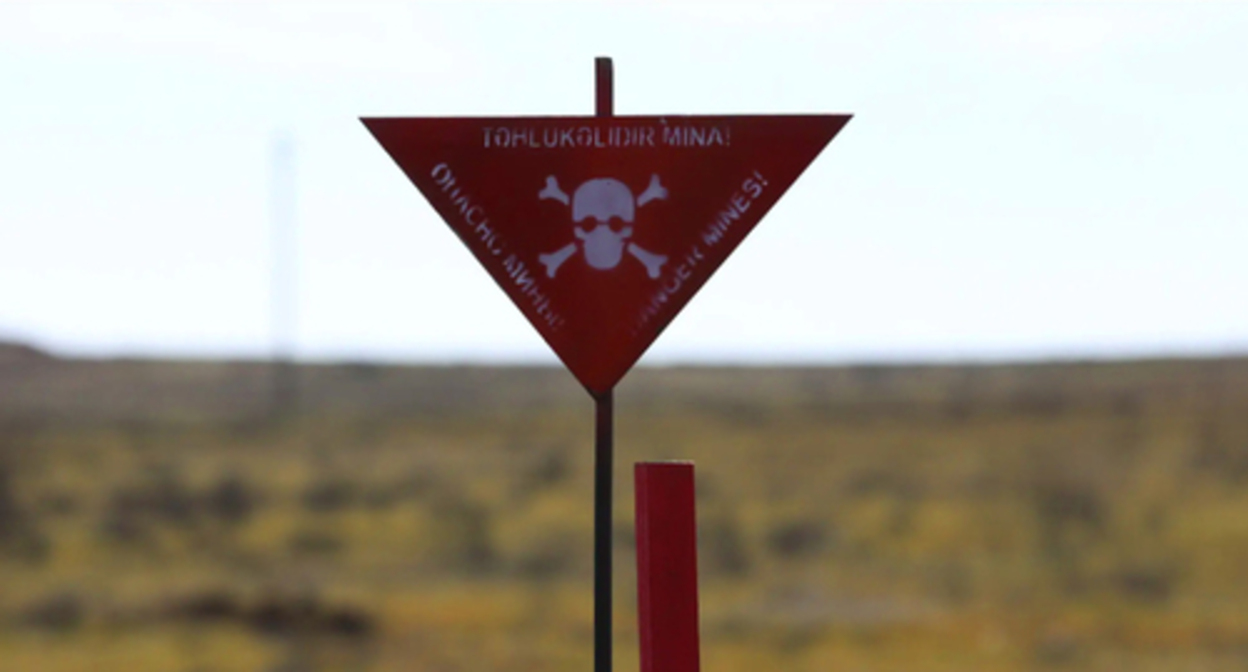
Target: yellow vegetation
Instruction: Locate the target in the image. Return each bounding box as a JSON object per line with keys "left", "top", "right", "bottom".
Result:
{"left": 1, "top": 356, "right": 1247, "bottom": 671}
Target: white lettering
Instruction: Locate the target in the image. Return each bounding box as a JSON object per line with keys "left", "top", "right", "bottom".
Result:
{"left": 430, "top": 163, "right": 504, "bottom": 257}
{"left": 481, "top": 124, "right": 729, "bottom": 150}
{"left": 504, "top": 254, "right": 564, "bottom": 330}
{"left": 431, "top": 162, "right": 454, "bottom": 185}
{"left": 700, "top": 170, "right": 768, "bottom": 248}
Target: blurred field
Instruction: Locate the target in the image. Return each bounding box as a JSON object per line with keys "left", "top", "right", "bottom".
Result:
{"left": 2, "top": 341, "right": 1248, "bottom": 671}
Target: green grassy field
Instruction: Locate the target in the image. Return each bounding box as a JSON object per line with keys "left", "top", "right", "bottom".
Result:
{"left": 2, "top": 343, "right": 1248, "bottom": 671}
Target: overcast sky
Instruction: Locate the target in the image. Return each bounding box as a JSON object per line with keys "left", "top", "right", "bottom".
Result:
{"left": 1, "top": 2, "right": 1245, "bottom": 365}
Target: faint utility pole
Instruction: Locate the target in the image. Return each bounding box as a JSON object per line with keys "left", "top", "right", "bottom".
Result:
{"left": 270, "top": 133, "right": 298, "bottom": 417}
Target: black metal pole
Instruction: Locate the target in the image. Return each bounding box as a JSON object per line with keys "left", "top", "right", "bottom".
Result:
{"left": 594, "top": 389, "right": 614, "bottom": 672}
{"left": 593, "top": 55, "right": 614, "bottom": 672}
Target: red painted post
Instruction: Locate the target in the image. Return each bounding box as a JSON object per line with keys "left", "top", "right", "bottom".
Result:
{"left": 635, "top": 462, "right": 701, "bottom": 672}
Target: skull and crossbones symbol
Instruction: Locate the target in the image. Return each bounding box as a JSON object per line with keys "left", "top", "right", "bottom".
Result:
{"left": 537, "top": 174, "right": 669, "bottom": 279}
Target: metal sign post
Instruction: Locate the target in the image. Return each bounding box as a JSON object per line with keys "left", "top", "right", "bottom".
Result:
{"left": 594, "top": 388, "right": 614, "bottom": 672}
{"left": 592, "top": 57, "right": 615, "bottom": 672}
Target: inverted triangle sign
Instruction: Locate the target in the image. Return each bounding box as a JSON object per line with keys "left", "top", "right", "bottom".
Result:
{"left": 364, "top": 115, "right": 850, "bottom": 394}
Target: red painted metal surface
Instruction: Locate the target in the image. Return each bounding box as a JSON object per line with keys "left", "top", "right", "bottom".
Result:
{"left": 635, "top": 462, "right": 700, "bottom": 672}
{"left": 362, "top": 114, "right": 850, "bottom": 395}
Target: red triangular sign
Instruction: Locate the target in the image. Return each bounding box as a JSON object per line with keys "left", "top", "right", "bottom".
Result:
{"left": 364, "top": 115, "right": 850, "bottom": 395}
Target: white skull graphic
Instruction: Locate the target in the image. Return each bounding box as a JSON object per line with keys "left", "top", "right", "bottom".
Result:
{"left": 572, "top": 178, "right": 635, "bottom": 270}
{"left": 538, "top": 174, "right": 669, "bottom": 279}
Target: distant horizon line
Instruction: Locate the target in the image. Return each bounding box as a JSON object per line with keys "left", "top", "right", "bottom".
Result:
{"left": 3, "top": 336, "right": 1245, "bottom": 369}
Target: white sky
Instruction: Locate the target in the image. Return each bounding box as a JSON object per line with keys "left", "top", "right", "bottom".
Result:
{"left": 0, "top": 1, "right": 1245, "bottom": 365}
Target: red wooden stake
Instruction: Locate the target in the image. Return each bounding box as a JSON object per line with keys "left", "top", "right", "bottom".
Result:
{"left": 635, "top": 462, "right": 701, "bottom": 672}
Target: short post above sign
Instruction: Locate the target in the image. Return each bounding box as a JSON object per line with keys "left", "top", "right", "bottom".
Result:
{"left": 363, "top": 56, "right": 850, "bottom": 672}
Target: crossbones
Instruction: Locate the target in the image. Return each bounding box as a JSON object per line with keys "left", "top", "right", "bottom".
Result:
{"left": 538, "top": 174, "right": 669, "bottom": 279}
